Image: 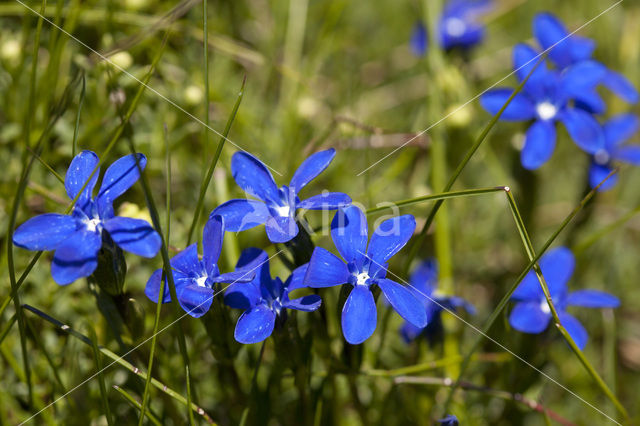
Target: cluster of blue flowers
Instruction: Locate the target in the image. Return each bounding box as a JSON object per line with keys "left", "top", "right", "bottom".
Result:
{"left": 480, "top": 13, "right": 640, "bottom": 189}
{"left": 13, "top": 146, "right": 619, "bottom": 349}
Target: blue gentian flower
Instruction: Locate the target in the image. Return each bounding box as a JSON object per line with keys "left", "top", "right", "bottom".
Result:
{"left": 304, "top": 205, "right": 427, "bottom": 344}
{"left": 410, "top": 21, "right": 428, "bottom": 56}
{"left": 399, "top": 259, "right": 475, "bottom": 344}
{"left": 438, "top": 0, "right": 492, "bottom": 50}
{"left": 437, "top": 415, "right": 459, "bottom": 426}
{"left": 480, "top": 43, "right": 605, "bottom": 169}
{"left": 145, "top": 215, "right": 254, "bottom": 318}
{"left": 13, "top": 151, "right": 161, "bottom": 285}
{"left": 225, "top": 248, "right": 321, "bottom": 344}
{"left": 533, "top": 12, "right": 639, "bottom": 110}
{"left": 211, "top": 149, "right": 351, "bottom": 243}
{"left": 509, "top": 247, "right": 620, "bottom": 350}
{"left": 589, "top": 114, "right": 640, "bottom": 191}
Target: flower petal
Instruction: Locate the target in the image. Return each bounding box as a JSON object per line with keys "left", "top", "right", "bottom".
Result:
{"left": 265, "top": 215, "right": 298, "bottom": 243}
{"left": 509, "top": 301, "right": 551, "bottom": 334}
{"left": 212, "top": 270, "right": 255, "bottom": 284}
{"left": 65, "top": 151, "right": 99, "bottom": 210}
{"left": 203, "top": 215, "right": 224, "bottom": 271}
{"left": 560, "top": 108, "right": 604, "bottom": 154}
{"left": 512, "top": 246, "right": 575, "bottom": 302}
{"left": 612, "top": 145, "right": 640, "bottom": 166}
{"left": 224, "top": 282, "right": 261, "bottom": 309}
{"left": 297, "top": 192, "right": 351, "bottom": 210}
{"left": 96, "top": 153, "right": 146, "bottom": 218}
{"left": 561, "top": 61, "right": 607, "bottom": 98}
{"left": 234, "top": 304, "right": 276, "bottom": 344}
{"left": 342, "top": 285, "right": 377, "bottom": 344}
{"left": 479, "top": 89, "right": 535, "bottom": 121}
{"left": 378, "top": 278, "right": 428, "bottom": 327}
{"left": 211, "top": 199, "right": 270, "bottom": 232}
{"left": 574, "top": 90, "right": 606, "bottom": 115}
{"left": 409, "top": 259, "right": 438, "bottom": 296}
{"left": 171, "top": 244, "right": 200, "bottom": 275}
{"left": 177, "top": 284, "right": 214, "bottom": 318}
{"left": 512, "top": 43, "right": 548, "bottom": 96}
{"left": 283, "top": 294, "right": 322, "bottom": 312}
{"left": 13, "top": 214, "right": 78, "bottom": 251}
{"left": 558, "top": 312, "right": 588, "bottom": 350}
{"left": 588, "top": 163, "right": 617, "bottom": 191}
{"left": 521, "top": 120, "right": 557, "bottom": 170}
{"left": 231, "top": 151, "right": 279, "bottom": 203}
{"left": 604, "top": 114, "right": 640, "bottom": 148}
{"left": 602, "top": 70, "right": 639, "bottom": 104}
{"left": 367, "top": 215, "right": 416, "bottom": 263}
{"left": 410, "top": 21, "right": 428, "bottom": 56}
{"left": 331, "top": 206, "right": 368, "bottom": 264}
{"left": 103, "top": 217, "right": 161, "bottom": 258}
{"left": 51, "top": 230, "right": 102, "bottom": 285}
{"left": 533, "top": 13, "right": 594, "bottom": 69}
{"left": 286, "top": 263, "right": 309, "bottom": 292}
{"left": 304, "top": 247, "right": 350, "bottom": 288}
{"left": 144, "top": 269, "right": 190, "bottom": 304}
{"left": 567, "top": 290, "right": 620, "bottom": 308}
{"left": 289, "top": 148, "right": 336, "bottom": 194}
{"left": 399, "top": 321, "right": 424, "bottom": 343}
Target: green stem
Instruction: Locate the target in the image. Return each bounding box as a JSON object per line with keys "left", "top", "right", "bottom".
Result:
{"left": 87, "top": 324, "right": 114, "bottom": 426}
{"left": 113, "top": 386, "right": 162, "bottom": 426}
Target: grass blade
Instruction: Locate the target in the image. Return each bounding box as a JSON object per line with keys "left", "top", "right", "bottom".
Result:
{"left": 114, "top": 386, "right": 162, "bottom": 426}
{"left": 87, "top": 324, "right": 114, "bottom": 426}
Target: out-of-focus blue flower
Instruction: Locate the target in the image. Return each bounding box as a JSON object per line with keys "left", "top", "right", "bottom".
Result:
{"left": 304, "top": 205, "right": 427, "bottom": 344}
{"left": 439, "top": 0, "right": 492, "bottom": 50}
{"left": 13, "top": 150, "right": 161, "bottom": 285}
{"left": 145, "top": 215, "right": 254, "bottom": 318}
{"left": 533, "top": 12, "right": 639, "bottom": 110}
{"left": 437, "top": 414, "right": 460, "bottom": 426}
{"left": 410, "top": 22, "right": 428, "bottom": 56}
{"left": 509, "top": 247, "right": 620, "bottom": 350}
{"left": 589, "top": 114, "right": 640, "bottom": 191}
{"left": 399, "top": 259, "right": 475, "bottom": 344}
{"left": 225, "top": 248, "right": 321, "bottom": 344}
{"left": 480, "top": 43, "right": 605, "bottom": 169}
{"left": 211, "top": 149, "right": 351, "bottom": 244}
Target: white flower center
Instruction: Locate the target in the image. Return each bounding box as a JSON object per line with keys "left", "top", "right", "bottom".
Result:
{"left": 540, "top": 300, "right": 551, "bottom": 314}
{"left": 84, "top": 218, "right": 101, "bottom": 233}
{"left": 594, "top": 149, "right": 610, "bottom": 165}
{"left": 275, "top": 205, "right": 291, "bottom": 217}
{"left": 536, "top": 102, "right": 557, "bottom": 121}
{"left": 195, "top": 276, "right": 208, "bottom": 288}
{"left": 356, "top": 272, "right": 370, "bottom": 286}
{"left": 445, "top": 18, "right": 467, "bottom": 37}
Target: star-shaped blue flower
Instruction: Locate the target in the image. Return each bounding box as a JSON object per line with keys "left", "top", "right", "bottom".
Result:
{"left": 304, "top": 205, "right": 427, "bottom": 344}
{"left": 509, "top": 247, "right": 620, "bottom": 350}
{"left": 145, "top": 215, "right": 254, "bottom": 318}
{"left": 480, "top": 43, "right": 605, "bottom": 169}
{"left": 399, "top": 259, "right": 475, "bottom": 344}
{"left": 589, "top": 114, "right": 640, "bottom": 191}
{"left": 224, "top": 248, "right": 321, "bottom": 344}
{"left": 211, "top": 149, "right": 351, "bottom": 243}
{"left": 438, "top": 0, "right": 492, "bottom": 50}
{"left": 13, "top": 150, "right": 161, "bottom": 285}
{"left": 533, "top": 12, "right": 639, "bottom": 111}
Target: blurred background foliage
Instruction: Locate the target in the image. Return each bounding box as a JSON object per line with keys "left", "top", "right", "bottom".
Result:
{"left": 0, "top": 0, "right": 639, "bottom": 424}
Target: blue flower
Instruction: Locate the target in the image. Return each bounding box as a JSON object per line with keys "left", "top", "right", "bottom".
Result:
{"left": 13, "top": 151, "right": 161, "bottom": 285}
{"left": 211, "top": 149, "right": 351, "bottom": 244}
{"left": 438, "top": 0, "right": 492, "bottom": 50}
{"left": 224, "top": 248, "right": 321, "bottom": 344}
{"left": 509, "top": 247, "right": 620, "bottom": 350}
{"left": 533, "top": 12, "right": 638, "bottom": 110}
{"left": 304, "top": 205, "right": 427, "bottom": 344}
{"left": 480, "top": 43, "right": 605, "bottom": 169}
{"left": 399, "top": 259, "right": 475, "bottom": 344}
{"left": 410, "top": 21, "right": 428, "bottom": 56}
{"left": 145, "top": 215, "right": 254, "bottom": 318}
{"left": 437, "top": 414, "right": 459, "bottom": 426}
{"left": 589, "top": 114, "right": 640, "bottom": 191}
